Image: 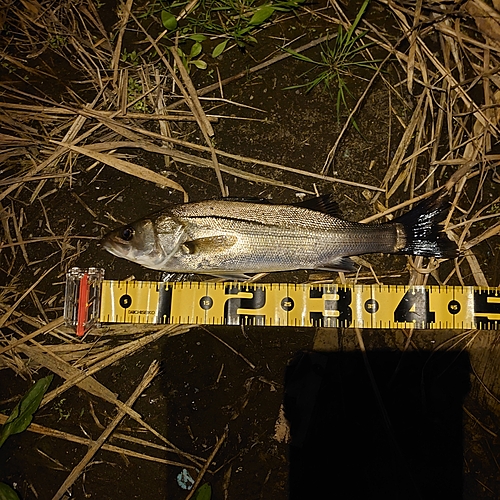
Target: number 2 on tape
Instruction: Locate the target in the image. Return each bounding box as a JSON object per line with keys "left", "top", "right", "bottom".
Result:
{"left": 223, "top": 285, "right": 266, "bottom": 325}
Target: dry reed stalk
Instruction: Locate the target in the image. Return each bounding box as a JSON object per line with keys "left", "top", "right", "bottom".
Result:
{"left": 124, "top": 10, "right": 227, "bottom": 197}
{"left": 51, "top": 360, "right": 160, "bottom": 500}
{"left": 40, "top": 327, "right": 191, "bottom": 407}
{"left": 464, "top": 222, "right": 500, "bottom": 251}
{"left": 153, "top": 67, "right": 173, "bottom": 170}
{"left": 0, "top": 102, "right": 95, "bottom": 204}
{"left": 111, "top": 0, "right": 135, "bottom": 86}
{"left": 51, "top": 141, "right": 188, "bottom": 198}
{"left": 0, "top": 413, "right": 193, "bottom": 469}
{"left": 80, "top": 109, "right": 217, "bottom": 122}
{"left": 390, "top": 2, "right": 498, "bottom": 133}
{"left": 10, "top": 206, "right": 29, "bottom": 265}
{"left": 78, "top": 110, "right": 384, "bottom": 192}
{"left": 168, "top": 48, "right": 214, "bottom": 138}
{"left": 366, "top": 0, "right": 500, "bottom": 289}
{"left": 0, "top": 317, "right": 65, "bottom": 356}
{"left": 464, "top": 250, "right": 489, "bottom": 287}
{"left": 170, "top": 46, "right": 227, "bottom": 196}
{"left": 381, "top": 91, "right": 425, "bottom": 192}
{"left": 14, "top": 329, "right": 201, "bottom": 464}
{"left": 406, "top": 0, "right": 423, "bottom": 95}
{"left": 0, "top": 171, "right": 77, "bottom": 187}
{"left": 76, "top": 134, "right": 316, "bottom": 194}
{"left": 0, "top": 235, "right": 96, "bottom": 251}
{"left": 0, "top": 264, "right": 57, "bottom": 328}
{"left": 66, "top": 334, "right": 164, "bottom": 371}
{"left": 360, "top": 189, "right": 442, "bottom": 224}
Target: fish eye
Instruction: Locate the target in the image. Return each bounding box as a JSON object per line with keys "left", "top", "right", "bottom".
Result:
{"left": 121, "top": 226, "right": 135, "bottom": 241}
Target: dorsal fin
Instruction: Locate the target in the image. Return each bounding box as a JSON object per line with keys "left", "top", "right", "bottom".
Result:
{"left": 294, "top": 194, "right": 341, "bottom": 217}
{"left": 219, "top": 196, "right": 273, "bottom": 204}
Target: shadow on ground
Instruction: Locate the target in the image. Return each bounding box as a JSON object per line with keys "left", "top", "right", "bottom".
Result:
{"left": 285, "top": 347, "right": 470, "bottom": 500}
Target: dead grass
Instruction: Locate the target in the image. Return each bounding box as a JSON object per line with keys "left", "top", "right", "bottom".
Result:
{"left": 2, "top": 0, "right": 500, "bottom": 498}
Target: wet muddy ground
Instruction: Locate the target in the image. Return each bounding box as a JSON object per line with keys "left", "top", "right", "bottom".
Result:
{"left": 2, "top": 0, "right": 500, "bottom": 498}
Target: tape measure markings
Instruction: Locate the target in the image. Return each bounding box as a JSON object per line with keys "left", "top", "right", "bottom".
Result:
{"left": 95, "top": 280, "right": 500, "bottom": 329}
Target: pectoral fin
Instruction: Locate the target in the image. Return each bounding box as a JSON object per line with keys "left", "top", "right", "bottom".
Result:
{"left": 182, "top": 235, "right": 238, "bottom": 254}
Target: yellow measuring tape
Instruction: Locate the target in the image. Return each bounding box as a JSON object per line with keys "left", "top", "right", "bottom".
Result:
{"left": 64, "top": 268, "right": 500, "bottom": 334}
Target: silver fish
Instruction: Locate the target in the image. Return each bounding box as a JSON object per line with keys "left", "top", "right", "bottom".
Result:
{"left": 101, "top": 194, "right": 457, "bottom": 277}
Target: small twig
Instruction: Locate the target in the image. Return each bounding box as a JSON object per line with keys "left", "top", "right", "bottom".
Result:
{"left": 185, "top": 426, "right": 229, "bottom": 500}
{"left": 0, "top": 235, "right": 98, "bottom": 250}
{"left": 201, "top": 327, "right": 256, "bottom": 369}
{"left": 0, "top": 264, "right": 57, "bottom": 328}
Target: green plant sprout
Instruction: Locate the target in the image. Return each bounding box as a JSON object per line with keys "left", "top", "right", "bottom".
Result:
{"left": 48, "top": 34, "right": 67, "bottom": 49}
{"left": 176, "top": 37, "right": 208, "bottom": 71}
{"left": 0, "top": 482, "right": 20, "bottom": 500}
{"left": 154, "top": 0, "right": 304, "bottom": 59}
{"left": 121, "top": 48, "right": 140, "bottom": 65}
{"left": 0, "top": 375, "right": 53, "bottom": 499}
{"left": 0, "top": 375, "right": 53, "bottom": 448}
{"left": 127, "top": 76, "right": 149, "bottom": 112}
{"left": 284, "top": 0, "right": 380, "bottom": 125}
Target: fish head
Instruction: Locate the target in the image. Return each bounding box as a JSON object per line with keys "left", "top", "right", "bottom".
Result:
{"left": 101, "top": 216, "right": 184, "bottom": 269}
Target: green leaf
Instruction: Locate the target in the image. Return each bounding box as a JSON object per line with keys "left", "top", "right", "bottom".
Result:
{"left": 236, "top": 25, "right": 252, "bottom": 36}
{"left": 193, "top": 483, "right": 211, "bottom": 500}
{"left": 0, "top": 375, "right": 53, "bottom": 448}
{"left": 191, "top": 59, "right": 207, "bottom": 69}
{"left": 346, "top": 0, "right": 370, "bottom": 42}
{"left": 161, "top": 11, "right": 177, "bottom": 31}
{"left": 0, "top": 483, "right": 20, "bottom": 500}
{"left": 189, "top": 34, "right": 207, "bottom": 42}
{"left": 283, "top": 47, "right": 318, "bottom": 64}
{"left": 249, "top": 5, "right": 275, "bottom": 25}
{"left": 190, "top": 41, "right": 203, "bottom": 58}
{"left": 212, "top": 39, "right": 229, "bottom": 58}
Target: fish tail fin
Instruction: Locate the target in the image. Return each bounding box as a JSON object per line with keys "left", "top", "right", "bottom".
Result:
{"left": 392, "top": 193, "right": 458, "bottom": 259}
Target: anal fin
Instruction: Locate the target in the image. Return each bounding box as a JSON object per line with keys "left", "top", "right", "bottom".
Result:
{"left": 317, "top": 257, "right": 357, "bottom": 272}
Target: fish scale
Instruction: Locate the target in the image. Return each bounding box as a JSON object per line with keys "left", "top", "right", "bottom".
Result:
{"left": 101, "top": 194, "right": 457, "bottom": 277}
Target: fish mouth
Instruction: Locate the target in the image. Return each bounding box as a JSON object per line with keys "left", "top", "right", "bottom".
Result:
{"left": 100, "top": 234, "right": 127, "bottom": 255}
